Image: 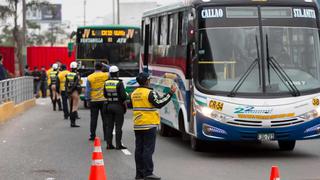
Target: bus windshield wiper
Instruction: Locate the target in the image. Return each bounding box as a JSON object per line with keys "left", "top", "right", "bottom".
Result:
{"left": 265, "top": 35, "right": 300, "bottom": 97}
{"left": 228, "top": 36, "right": 261, "bottom": 97}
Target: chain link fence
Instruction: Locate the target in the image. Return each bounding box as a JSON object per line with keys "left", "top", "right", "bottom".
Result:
{"left": 0, "top": 77, "right": 34, "bottom": 105}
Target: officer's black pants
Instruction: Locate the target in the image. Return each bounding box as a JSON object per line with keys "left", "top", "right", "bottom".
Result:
{"left": 90, "top": 101, "right": 107, "bottom": 140}
{"left": 61, "top": 91, "right": 69, "bottom": 118}
{"left": 105, "top": 103, "right": 125, "bottom": 147}
{"left": 135, "top": 127, "right": 157, "bottom": 177}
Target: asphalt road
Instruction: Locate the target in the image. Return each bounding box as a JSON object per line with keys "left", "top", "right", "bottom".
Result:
{"left": 1, "top": 98, "right": 320, "bottom": 180}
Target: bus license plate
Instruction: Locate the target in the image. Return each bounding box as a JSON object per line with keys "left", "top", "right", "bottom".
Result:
{"left": 258, "top": 133, "right": 275, "bottom": 141}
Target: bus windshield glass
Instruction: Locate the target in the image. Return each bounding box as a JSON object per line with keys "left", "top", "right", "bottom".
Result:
{"left": 197, "top": 6, "right": 320, "bottom": 96}
{"left": 76, "top": 28, "right": 140, "bottom": 77}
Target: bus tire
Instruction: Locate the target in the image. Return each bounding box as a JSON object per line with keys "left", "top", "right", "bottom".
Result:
{"left": 278, "top": 140, "right": 296, "bottom": 151}
{"left": 159, "top": 123, "right": 171, "bottom": 137}
{"left": 179, "top": 111, "right": 189, "bottom": 141}
{"left": 190, "top": 136, "right": 204, "bottom": 151}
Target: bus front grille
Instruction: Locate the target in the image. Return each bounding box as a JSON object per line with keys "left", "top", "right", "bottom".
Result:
{"left": 227, "top": 118, "right": 304, "bottom": 128}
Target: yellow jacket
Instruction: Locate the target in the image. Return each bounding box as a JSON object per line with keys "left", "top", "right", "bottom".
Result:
{"left": 86, "top": 71, "right": 109, "bottom": 102}
{"left": 46, "top": 68, "right": 53, "bottom": 85}
{"left": 58, "top": 70, "right": 70, "bottom": 92}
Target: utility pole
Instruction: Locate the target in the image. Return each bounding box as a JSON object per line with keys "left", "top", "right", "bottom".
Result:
{"left": 116, "top": 0, "right": 120, "bottom": 24}
{"left": 112, "top": 0, "right": 115, "bottom": 24}
{"left": 84, "top": 0, "right": 87, "bottom": 26}
{"left": 22, "top": 0, "right": 27, "bottom": 74}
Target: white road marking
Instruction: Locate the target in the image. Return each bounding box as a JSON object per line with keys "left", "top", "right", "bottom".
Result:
{"left": 46, "top": 178, "right": 56, "bottom": 180}
{"left": 112, "top": 129, "right": 115, "bottom": 135}
{"left": 2, "top": 140, "right": 7, "bottom": 143}
{"left": 122, "top": 149, "right": 132, "bottom": 156}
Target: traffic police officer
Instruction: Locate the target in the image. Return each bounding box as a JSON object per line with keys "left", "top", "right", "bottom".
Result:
{"left": 131, "top": 72, "right": 176, "bottom": 180}
{"left": 104, "top": 66, "right": 128, "bottom": 150}
{"left": 86, "top": 62, "right": 109, "bottom": 141}
{"left": 57, "top": 64, "right": 70, "bottom": 119}
{"left": 49, "top": 64, "right": 62, "bottom": 111}
{"left": 65, "top": 62, "right": 82, "bottom": 128}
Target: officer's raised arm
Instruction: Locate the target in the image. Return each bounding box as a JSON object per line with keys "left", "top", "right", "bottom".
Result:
{"left": 148, "top": 85, "right": 176, "bottom": 109}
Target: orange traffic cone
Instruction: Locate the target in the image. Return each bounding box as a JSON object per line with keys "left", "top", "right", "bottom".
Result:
{"left": 89, "top": 137, "right": 107, "bottom": 180}
{"left": 270, "top": 166, "right": 280, "bottom": 180}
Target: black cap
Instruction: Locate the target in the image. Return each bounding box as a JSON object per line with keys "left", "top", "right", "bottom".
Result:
{"left": 136, "top": 72, "right": 151, "bottom": 85}
{"left": 95, "top": 62, "right": 103, "bottom": 70}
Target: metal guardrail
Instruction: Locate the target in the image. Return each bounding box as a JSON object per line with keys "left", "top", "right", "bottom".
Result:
{"left": 0, "top": 77, "right": 34, "bottom": 105}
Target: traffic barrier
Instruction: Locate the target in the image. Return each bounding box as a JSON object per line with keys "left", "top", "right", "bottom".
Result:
{"left": 270, "top": 166, "right": 280, "bottom": 180}
{"left": 89, "top": 137, "right": 107, "bottom": 180}
{"left": 0, "top": 77, "right": 35, "bottom": 123}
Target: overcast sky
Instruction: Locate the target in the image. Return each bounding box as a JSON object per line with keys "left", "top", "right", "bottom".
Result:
{"left": 51, "top": 0, "right": 181, "bottom": 29}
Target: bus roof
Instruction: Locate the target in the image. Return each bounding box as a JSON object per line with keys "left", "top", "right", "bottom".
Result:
{"left": 77, "top": 24, "right": 140, "bottom": 30}
{"left": 143, "top": 0, "right": 317, "bottom": 17}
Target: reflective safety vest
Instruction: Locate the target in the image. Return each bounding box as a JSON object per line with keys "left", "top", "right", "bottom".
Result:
{"left": 50, "top": 71, "right": 58, "bottom": 85}
{"left": 105, "top": 79, "right": 120, "bottom": 102}
{"left": 58, "top": 70, "right": 70, "bottom": 91}
{"left": 66, "top": 72, "right": 77, "bottom": 91}
{"left": 87, "top": 72, "right": 109, "bottom": 102}
{"left": 131, "top": 87, "right": 160, "bottom": 131}
{"left": 46, "top": 68, "right": 53, "bottom": 85}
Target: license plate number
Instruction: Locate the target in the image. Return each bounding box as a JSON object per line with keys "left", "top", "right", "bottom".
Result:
{"left": 258, "top": 133, "right": 275, "bottom": 141}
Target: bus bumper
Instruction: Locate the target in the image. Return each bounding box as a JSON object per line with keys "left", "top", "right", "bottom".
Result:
{"left": 196, "top": 113, "right": 320, "bottom": 141}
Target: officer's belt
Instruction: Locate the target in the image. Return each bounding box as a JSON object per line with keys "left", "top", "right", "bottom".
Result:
{"left": 133, "top": 108, "right": 157, "bottom": 111}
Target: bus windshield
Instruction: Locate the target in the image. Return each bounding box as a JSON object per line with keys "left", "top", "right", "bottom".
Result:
{"left": 76, "top": 27, "right": 140, "bottom": 77}
{"left": 197, "top": 6, "right": 320, "bottom": 96}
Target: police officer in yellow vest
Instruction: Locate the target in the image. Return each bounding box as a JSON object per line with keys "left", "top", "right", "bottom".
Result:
{"left": 86, "top": 62, "right": 109, "bottom": 141}
{"left": 49, "top": 64, "right": 62, "bottom": 111}
{"left": 57, "top": 64, "right": 70, "bottom": 120}
{"left": 131, "top": 72, "right": 176, "bottom": 180}
{"left": 66, "top": 62, "right": 82, "bottom": 128}
{"left": 104, "top": 66, "right": 128, "bottom": 150}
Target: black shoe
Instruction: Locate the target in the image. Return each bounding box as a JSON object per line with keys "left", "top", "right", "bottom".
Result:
{"left": 64, "top": 115, "right": 69, "bottom": 120}
{"left": 116, "top": 145, "right": 127, "bottom": 150}
{"left": 106, "top": 144, "right": 115, "bottom": 150}
{"left": 144, "top": 174, "right": 161, "bottom": 180}
{"left": 75, "top": 111, "right": 81, "bottom": 119}
{"left": 71, "top": 124, "right": 80, "bottom": 128}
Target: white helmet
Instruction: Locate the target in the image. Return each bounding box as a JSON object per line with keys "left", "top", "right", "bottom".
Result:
{"left": 70, "top": 62, "right": 78, "bottom": 69}
{"left": 52, "top": 63, "right": 59, "bottom": 70}
{"left": 109, "top": 66, "right": 119, "bottom": 73}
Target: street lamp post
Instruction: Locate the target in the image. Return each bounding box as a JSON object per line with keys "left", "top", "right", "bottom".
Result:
{"left": 113, "top": 0, "right": 120, "bottom": 24}
{"left": 84, "top": 0, "right": 87, "bottom": 26}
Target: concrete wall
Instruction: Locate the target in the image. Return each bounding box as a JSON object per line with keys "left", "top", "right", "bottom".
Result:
{"left": 0, "top": 99, "right": 36, "bottom": 123}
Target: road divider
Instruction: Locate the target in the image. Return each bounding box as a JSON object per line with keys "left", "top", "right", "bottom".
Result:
{"left": 0, "top": 99, "right": 36, "bottom": 123}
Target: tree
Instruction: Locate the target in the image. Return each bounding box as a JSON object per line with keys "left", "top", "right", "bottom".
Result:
{"left": 44, "top": 22, "right": 68, "bottom": 46}
{"left": 0, "top": 0, "right": 49, "bottom": 75}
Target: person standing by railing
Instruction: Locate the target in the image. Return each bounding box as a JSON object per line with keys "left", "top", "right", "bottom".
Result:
{"left": 40, "top": 66, "right": 48, "bottom": 98}
{"left": 32, "top": 66, "right": 41, "bottom": 98}
{"left": 0, "top": 55, "right": 8, "bottom": 81}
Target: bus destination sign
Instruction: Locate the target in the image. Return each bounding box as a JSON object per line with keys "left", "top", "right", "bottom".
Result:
{"left": 77, "top": 29, "right": 137, "bottom": 44}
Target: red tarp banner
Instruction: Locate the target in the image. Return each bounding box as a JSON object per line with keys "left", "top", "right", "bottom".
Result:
{"left": 27, "top": 46, "right": 76, "bottom": 70}
{"left": 0, "top": 46, "right": 15, "bottom": 74}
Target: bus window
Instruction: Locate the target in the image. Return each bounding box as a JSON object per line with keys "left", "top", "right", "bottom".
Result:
{"left": 178, "top": 12, "right": 183, "bottom": 45}
{"left": 160, "top": 16, "right": 168, "bottom": 45}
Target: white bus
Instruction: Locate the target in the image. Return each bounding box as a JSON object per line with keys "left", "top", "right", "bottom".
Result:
{"left": 142, "top": 0, "right": 320, "bottom": 151}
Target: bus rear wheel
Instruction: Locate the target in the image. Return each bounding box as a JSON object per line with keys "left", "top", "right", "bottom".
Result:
{"left": 278, "top": 140, "right": 296, "bottom": 151}
{"left": 190, "top": 136, "right": 205, "bottom": 152}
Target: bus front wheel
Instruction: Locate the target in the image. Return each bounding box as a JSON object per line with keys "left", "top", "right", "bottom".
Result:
{"left": 190, "top": 136, "right": 205, "bottom": 151}
{"left": 278, "top": 140, "right": 296, "bottom": 151}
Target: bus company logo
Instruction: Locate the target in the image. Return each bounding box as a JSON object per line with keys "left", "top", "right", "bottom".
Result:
{"left": 126, "top": 29, "right": 135, "bottom": 39}
{"left": 234, "top": 106, "right": 273, "bottom": 114}
{"left": 82, "top": 29, "right": 91, "bottom": 38}
{"left": 201, "top": 8, "right": 224, "bottom": 19}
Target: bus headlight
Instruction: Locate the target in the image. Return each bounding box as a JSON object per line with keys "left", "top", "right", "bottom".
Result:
{"left": 196, "top": 106, "right": 233, "bottom": 122}
{"left": 299, "top": 109, "right": 320, "bottom": 121}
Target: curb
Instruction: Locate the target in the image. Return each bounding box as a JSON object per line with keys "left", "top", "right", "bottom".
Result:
{"left": 0, "top": 98, "right": 36, "bottom": 123}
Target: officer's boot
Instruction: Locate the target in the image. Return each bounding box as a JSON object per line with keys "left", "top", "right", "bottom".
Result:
{"left": 70, "top": 112, "right": 80, "bottom": 128}
{"left": 75, "top": 111, "right": 80, "bottom": 119}
{"left": 52, "top": 99, "right": 57, "bottom": 111}
{"left": 57, "top": 99, "right": 62, "bottom": 111}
